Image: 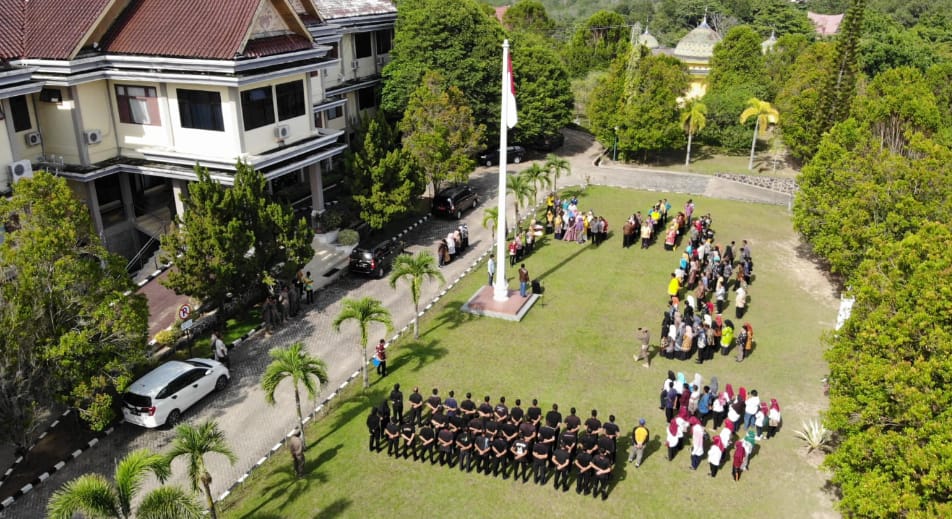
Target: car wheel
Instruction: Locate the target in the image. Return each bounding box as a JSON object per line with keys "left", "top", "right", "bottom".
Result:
{"left": 513, "top": 156, "right": 521, "bottom": 164}
{"left": 473, "top": 197, "right": 479, "bottom": 209}
{"left": 455, "top": 209, "right": 462, "bottom": 219}
{"left": 215, "top": 375, "right": 228, "bottom": 391}
{"left": 376, "top": 266, "right": 385, "bottom": 279}
{"left": 485, "top": 159, "right": 493, "bottom": 167}
{"left": 166, "top": 409, "right": 181, "bottom": 428}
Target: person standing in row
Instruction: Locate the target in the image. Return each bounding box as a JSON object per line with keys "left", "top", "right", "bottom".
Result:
{"left": 628, "top": 418, "right": 649, "bottom": 468}
{"left": 518, "top": 263, "right": 530, "bottom": 298}
{"left": 288, "top": 428, "right": 305, "bottom": 478}
{"left": 375, "top": 339, "right": 387, "bottom": 377}
{"left": 487, "top": 254, "right": 495, "bottom": 286}
{"left": 635, "top": 327, "right": 651, "bottom": 368}
{"left": 389, "top": 384, "right": 403, "bottom": 425}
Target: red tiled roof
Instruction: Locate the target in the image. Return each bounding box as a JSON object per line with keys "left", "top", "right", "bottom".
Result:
{"left": 243, "top": 34, "right": 314, "bottom": 58}
{"left": 807, "top": 12, "right": 844, "bottom": 37}
{"left": 0, "top": 0, "right": 24, "bottom": 59}
{"left": 104, "top": 0, "right": 263, "bottom": 59}
{"left": 494, "top": 6, "right": 509, "bottom": 23}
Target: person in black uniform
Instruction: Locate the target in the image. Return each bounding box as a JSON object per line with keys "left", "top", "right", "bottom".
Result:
{"left": 478, "top": 395, "right": 493, "bottom": 420}
{"left": 546, "top": 403, "right": 563, "bottom": 430}
{"left": 491, "top": 433, "right": 510, "bottom": 478}
{"left": 527, "top": 399, "right": 543, "bottom": 429}
{"left": 474, "top": 429, "right": 492, "bottom": 474}
{"left": 591, "top": 449, "right": 613, "bottom": 499}
{"left": 426, "top": 388, "right": 441, "bottom": 423}
{"left": 579, "top": 430, "right": 597, "bottom": 456}
{"left": 378, "top": 400, "right": 391, "bottom": 445}
{"left": 585, "top": 409, "right": 602, "bottom": 434}
{"left": 532, "top": 439, "right": 550, "bottom": 484}
{"left": 574, "top": 449, "right": 594, "bottom": 494}
{"left": 460, "top": 392, "right": 477, "bottom": 421}
{"left": 560, "top": 427, "right": 578, "bottom": 462}
{"left": 510, "top": 399, "right": 525, "bottom": 423}
{"left": 408, "top": 387, "right": 424, "bottom": 426}
{"left": 456, "top": 427, "right": 474, "bottom": 472}
{"left": 501, "top": 417, "right": 519, "bottom": 444}
{"left": 385, "top": 417, "right": 400, "bottom": 457}
{"left": 494, "top": 396, "right": 509, "bottom": 422}
{"left": 551, "top": 444, "right": 572, "bottom": 491}
{"left": 400, "top": 416, "right": 416, "bottom": 459}
{"left": 565, "top": 407, "right": 582, "bottom": 434}
{"left": 511, "top": 435, "right": 531, "bottom": 482}
{"left": 366, "top": 408, "right": 381, "bottom": 452}
{"left": 418, "top": 423, "right": 436, "bottom": 463}
{"left": 431, "top": 406, "right": 447, "bottom": 430}
{"left": 444, "top": 390, "right": 459, "bottom": 417}
{"left": 390, "top": 384, "right": 404, "bottom": 425}
{"left": 602, "top": 415, "right": 620, "bottom": 463}
{"left": 538, "top": 422, "right": 557, "bottom": 458}
{"left": 437, "top": 426, "right": 455, "bottom": 466}
{"left": 597, "top": 432, "right": 615, "bottom": 465}
{"left": 518, "top": 418, "right": 537, "bottom": 443}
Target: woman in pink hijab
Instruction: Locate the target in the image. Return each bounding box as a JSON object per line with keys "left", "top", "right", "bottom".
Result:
{"left": 767, "top": 399, "right": 782, "bottom": 439}
{"left": 666, "top": 418, "right": 681, "bottom": 461}
{"left": 707, "top": 436, "right": 725, "bottom": 478}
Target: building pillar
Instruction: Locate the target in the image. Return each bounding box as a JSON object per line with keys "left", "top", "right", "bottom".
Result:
{"left": 171, "top": 179, "right": 188, "bottom": 219}
{"left": 117, "top": 172, "right": 141, "bottom": 252}
{"left": 85, "top": 180, "right": 105, "bottom": 244}
{"left": 308, "top": 162, "right": 325, "bottom": 219}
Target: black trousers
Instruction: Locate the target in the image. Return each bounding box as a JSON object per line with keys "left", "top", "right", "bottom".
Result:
{"left": 387, "top": 437, "right": 399, "bottom": 456}
{"left": 593, "top": 475, "right": 610, "bottom": 496}
{"left": 369, "top": 432, "right": 380, "bottom": 452}
{"left": 458, "top": 449, "right": 472, "bottom": 471}
{"left": 553, "top": 468, "right": 570, "bottom": 490}
{"left": 576, "top": 470, "right": 592, "bottom": 493}
{"left": 532, "top": 458, "right": 548, "bottom": 483}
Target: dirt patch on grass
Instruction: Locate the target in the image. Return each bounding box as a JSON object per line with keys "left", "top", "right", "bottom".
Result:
{"left": 769, "top": 237, "right": 840, "bottom": 305}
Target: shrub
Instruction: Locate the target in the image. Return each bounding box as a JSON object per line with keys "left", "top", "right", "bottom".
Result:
{"left": 316, "top": 209, "right": 343, "bottom": 232}
{"left": 337, "top": 229, "right": 359, "bottom": 246}
{"left": 794, "top": 419, "right": 832, "bottom": 453}
{"left": 154, "top": 328, "right": 182, "bottom": 347}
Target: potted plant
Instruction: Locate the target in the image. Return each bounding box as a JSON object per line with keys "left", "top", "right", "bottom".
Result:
{"left": 336, "top": 228, "right": 360, "bottom": 254}
{"left": 314, "top": 209, "right": 343, "bottom": 244}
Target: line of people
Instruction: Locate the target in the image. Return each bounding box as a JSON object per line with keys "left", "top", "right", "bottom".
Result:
{"left": 547, "top": 195, "right": 610, "bottom": 247}
{"left": 437, "top": 224, "right": 470, "bottom": 268}
{"left": 366, "top": 386, "right": 623, "bottom": 499}
{"left": 660, "top": 371, "right": 782, "bottom": 481}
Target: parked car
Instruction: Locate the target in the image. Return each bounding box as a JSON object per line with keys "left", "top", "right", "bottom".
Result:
{"left": 122, "top": 359, "right": 230, "bottom": 428}
{"left": 478, "top": 145, "right": 525, "bottom": 166}
{"left": 431, "top": 184, "right": 479, "bottom": 219}
{"left": 348, "top": 238, "right": 405, "bottom": 278}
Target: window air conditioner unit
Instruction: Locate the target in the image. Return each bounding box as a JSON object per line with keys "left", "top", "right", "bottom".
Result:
{"left": 84, "top": 129, "right": 103, "bottom": 145}
{"left": 25, "top": 132, "right": 42, "bottom": 147}
{"left": 8, "top": 160, "right": 34, "bottom": 184}
{"left": 275, "top": 124, "right": 291, "bottom": 140}
{"left": 351, "top": 60, "right": 359, "bottom": 70}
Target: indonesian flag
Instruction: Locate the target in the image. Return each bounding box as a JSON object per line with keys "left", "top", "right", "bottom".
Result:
{"left": 505, "top": 52, "right": 518, "bottom": 129}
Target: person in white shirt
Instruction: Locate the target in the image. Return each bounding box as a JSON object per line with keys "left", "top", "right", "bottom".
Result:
{"left": 744, "top": 389, "right": 761, "bottom": 430}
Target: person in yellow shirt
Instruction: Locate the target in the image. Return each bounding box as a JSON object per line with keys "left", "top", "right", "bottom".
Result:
{"left": 667, "top": 272, "right": 680, "bottom": 298}
{"left": 627, "top": 419, "right": 650, "bottom": 467}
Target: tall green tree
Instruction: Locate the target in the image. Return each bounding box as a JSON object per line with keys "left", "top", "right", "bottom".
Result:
{"left": 345, "top": 113, "right": 425, "bottom": 229}
{"left": 824, "top": 221, "right": 952, "bottom": 517}
{"left": 332, "top": 298, "right": 393, "bottom": 389}
{"left": 381, "top": 0, "right": 505, "bottom": 127}
{"left": 502, "top": 0, "right": 556, "bottom": 35}
{"left": 763, "top": 33, "right": 811, "bottom": 100}
{"left": 261, "top": 342, "right": 329, "bottom": 446}
{"left": 48, "top": 449, "right": 202, "bottom": 519}
{"left": 506, "top": 173, "right": 535, "bottom": 229}
{"left": 749, "top": 0, "right": 817, "bottom": 39}
{"left": 739, "top": 98, "right": 779, "bottom": 170}
{"left": 520, "top": 163, "right": 551, "bottom": 205}
{"left": 165, "top": 421, "right": 236, "bottom": 519}
{"left": 681, "top": 100, "right": 708, "bottom": 165}
{"left": 544, "top": 154, "right": 570, "bottom": 195}
{"left": 399, "top": 70, "right": 485, "bottom": 195}
{"left": 509, "top": 32, "right": 575, "bottom": 146}
{"left": 482, "top": 206, "right": 499, "bottom": 243}
{"left": 0, "top": 172, "right": 148, "bottom": 449}
{"left": 816, "top": 0, "right": 867, "bottom": 140}
{"left": 562, "top": 10, "right": 629, "bottom": 77}
{"left": 775, "top": 41, "right": 836, "bottom": 162}
{"left": 161, "top": 162, "right": 311, "bottom": 314}
{"left": 388, "top": 251, "right": 445, "bottom": 340}
{"left": 617, "top": 54, "right": 690, "bottom": 161}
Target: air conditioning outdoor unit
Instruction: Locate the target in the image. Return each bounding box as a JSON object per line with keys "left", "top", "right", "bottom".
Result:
{"left": 84, "top": 129, "right": 103, "bottom": 145}
{"left": 351, "top": 60, "right": 359, "bottom": 70}
{"left": 275, "top": 124, "right": 290, "bottom": 140}
{"left": 8, "top": 160, "right": 34, "bottom": 184}
{"left": 24, "top": 132, "right": 42, "bottom": 147}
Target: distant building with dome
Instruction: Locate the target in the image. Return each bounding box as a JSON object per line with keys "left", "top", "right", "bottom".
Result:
{"left": 638, "top": 28, "right": 659, "bottom": 50}
{"left": 671, "top": 17, "right": 721, "bottom": 99}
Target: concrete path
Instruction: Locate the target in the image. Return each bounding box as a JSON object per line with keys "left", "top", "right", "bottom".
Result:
{"left": 0, "top": 129, "right": 793, "bottom": 517}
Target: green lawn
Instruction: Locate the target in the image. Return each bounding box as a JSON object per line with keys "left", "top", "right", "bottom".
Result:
{"left": 220, "top": 186, "right": 838, "bottom": 518}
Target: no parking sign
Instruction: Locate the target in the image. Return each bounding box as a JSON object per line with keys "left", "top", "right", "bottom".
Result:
{"left": 178, "top": 304, "right": 191, "bottom": 320}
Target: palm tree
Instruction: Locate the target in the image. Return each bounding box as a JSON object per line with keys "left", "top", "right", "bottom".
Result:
{"left": 544, "top": 154, "right": 570, "bottom": 195}
{"left": 739, "top": 97, "right": 780, "bottom": 171}
{"left": 680, "top": 100, "right": 707, "bottom": 166}
{"left": 506, "top": 172, "right": 535, "bottom": 230}
{"left": 482, "top": 206, "right": 499, "bottom": 243}
{"left": 332, "top": 297, "right": 393, "bottom": 388}
{"left": 521, "top": 163, "right": 551, "bottom": 205}
{"left": 389, "top": 251, "right": 445, "bottom": 339}
{"left": 262, "top": 342, "right": 329, "bottom": 446}
{"left": 165, "top": 421, "right": 237, "bottom": 519}
{"left": 48, "top": 449, "right": 203, "bottom": 519}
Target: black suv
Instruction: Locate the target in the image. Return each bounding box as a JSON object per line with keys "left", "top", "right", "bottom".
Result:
{"left": 432, "top": 184, "right": 479, "bottom": 219}
{"left": 348, "top": 239, "right": 405, "bottom": 278}
{"left": 478, "top": 145, "right": 525, "bottom": 166}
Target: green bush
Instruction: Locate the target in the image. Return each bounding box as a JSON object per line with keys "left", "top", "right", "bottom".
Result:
{"left": 337, "top": 228, "right": 359, "bottom": 246}
{"left": 154, "top": 328, "right": 182, "bottom": 347}
{"left": 316, "top": 209, "right": 343, "bottom": 232}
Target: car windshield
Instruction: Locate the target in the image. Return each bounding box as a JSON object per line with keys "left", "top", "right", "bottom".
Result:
{"left": 123, "top": 392, "right": 151, "bottom": 407}
{"left": 185, "top": 360, "right": 211, "bottom": 369}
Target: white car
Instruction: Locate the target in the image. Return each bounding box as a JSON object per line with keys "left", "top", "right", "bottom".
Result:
{"left": 122, "top": 358, "right": 230, "bottom": 428}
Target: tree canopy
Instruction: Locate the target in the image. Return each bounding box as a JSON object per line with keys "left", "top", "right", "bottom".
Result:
{"left": 502, "top": 0, "right": 556, "bottom": 35}
{"left": 0, "top": 172, "right": 148, "bottom": 447}
{"left": 562, "top": 10, "right": 629, "bottom": 77}
{"left": 509, "top": 32, "right": 575, "bottom": 146}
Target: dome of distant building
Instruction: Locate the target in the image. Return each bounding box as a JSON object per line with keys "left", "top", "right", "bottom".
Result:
{"left": 638, "top": 29, "right": 659, "bottom": 49}
{"left": 761, "top": 31, "right": 777, "bottom": 54}
{"left": 674, "top": 18, "right": 721, "bottom": 60}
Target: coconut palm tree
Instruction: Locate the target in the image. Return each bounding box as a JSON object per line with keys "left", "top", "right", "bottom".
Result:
{"left": 48, "top": 449, "right": 203, "bottom": 519}
{"left": 482, "top": 206, "right": 499, "bottom": 243}
{"left": 521, "top": 163, "right": 551, "bottom": 205}
{"left": 680, "top": 100, "right": 707, "bottom": 166}
{"left": 506, "top": 172, "right": 535, "bottom": 231}
{"left": 544, "top": 154, "right": 570, "bottom": 195}
{"left": 332, "top": 297, "right": 393, "bottom": 389}
{"left": 739, "top": 97, "right": 780, "bottom": 171}
{"left": 389, "top": 251, "right": 444, "bottom": 339}
{"left": 261, "top": 342, "right": 329, "bottom": 446}
{"left": 165, "top": 421, "right": 236, "bottom": 519}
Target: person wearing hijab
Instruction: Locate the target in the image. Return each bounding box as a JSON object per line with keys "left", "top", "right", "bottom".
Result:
{"left": 708, "top": 436, "right": 725, "bottom": 478}
{"left": 741, "top": 430, "right": 757, "bottom": 471}
{"left": 720, "top": 319, "right": 734, "bottom": 355}
{"left": 690, "top": 417, "right": 705, "bottom": 470}
{"left": 719, "top": 419, "right": 735, "bottom": 450}
{"left": 661, "top": 370, "right": 676, "bottom": 410}
{"left": 732, "top": 441, "right": 746, "bottom": 481}
{"left": 666, "top": 418, "right": 681, "bottom": 461}
{"left": 767, "top": 399, "right": 782, "bottom": 439}
{"left": 676, "top": 407, "right": 691, "bottom": 437}
{"left": 727, "top": 395, "right": 743, "bottom": 430}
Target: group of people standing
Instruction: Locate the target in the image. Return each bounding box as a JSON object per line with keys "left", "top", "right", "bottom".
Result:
{"left": 367, "top": 386, "right": 623, "bottom": 499}
{"left": 660, "top": 371, "right": 782, "bottom": 481}
{"left": 437, "top": 224, "right": 470, "bottom": 267}
{"left": 547, "top": 195, "right": 610, "bottom": 247}
{"left": 261, "top": 271, "right": 315, "bottom": 333}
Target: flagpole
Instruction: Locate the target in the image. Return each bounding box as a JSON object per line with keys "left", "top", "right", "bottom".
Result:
{"left": 493, "top": 39, "right": 511, "bottom": 301}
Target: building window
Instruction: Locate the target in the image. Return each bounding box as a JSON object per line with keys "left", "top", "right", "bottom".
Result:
{"left": 326, "top": 42, "right": 339, "bottom": 59}
{"left": 276, "top": 81, "right": 305, "bottom": 121}
{"left": 116, "top": 85, "right": 159, "bottom": 125}
{"left": 240, "top": 87, "right": 274, "bottom": 130}
{"left": 326, "top": 105, "right": 343, "bottom": 120}
{"left": 357, "top": 87, "right": 377, "bottom": 110}
{"left": 177, "top": 89, "right": 224, "bottom": 131}
{"left": 354, "top": 32, "right": 373, "bottom": 58}
{"left": 375, "top": 29, "right": 393, "bottom": 54}
{"left": 40, "top": 88, "right": 62, "bottom": 103}
{"left": 10, "top": 96, "right": 31, "bottom": 132}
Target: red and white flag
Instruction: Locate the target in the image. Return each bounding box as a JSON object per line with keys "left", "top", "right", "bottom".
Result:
{"left": 504, "top": 52, "right": 518, "bottom": 129}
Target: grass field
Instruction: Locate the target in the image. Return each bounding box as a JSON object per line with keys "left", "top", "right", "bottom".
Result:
{"left": 219, "top": 186, "right": 839, "bottom": 519}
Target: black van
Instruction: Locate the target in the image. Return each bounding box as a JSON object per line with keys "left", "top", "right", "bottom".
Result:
{"left": 348, "top": 239, "right": 405, "bottom": 278}
{"left": 431, "top": 184, "right": 479, "bottom": 219}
